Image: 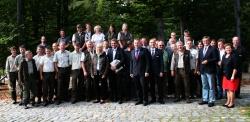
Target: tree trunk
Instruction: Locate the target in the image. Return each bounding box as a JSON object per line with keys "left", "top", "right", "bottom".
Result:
{"left": 156, "top": 17, "right": 165, "bottom": 41}
{"left": 17, "top": 0, "right": 24, "bottom": 44}
{"left": 233, "top": 0, "right": 241, "bottom": 39}
{"left": 31, "top": 0, "right": 39, "bottom": 40}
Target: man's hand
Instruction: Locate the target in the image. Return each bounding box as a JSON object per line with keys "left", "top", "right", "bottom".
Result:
{"left": 111, "top": 66, "right": 116, "bottom": 71}
{"left": 171, "top": 71, "right": 175, "bottom": 77}
{"left": 159, "top": 72, "right": 163, "bottom": 77}
{"left": 101, "top": 75, "right": 105, "bottom": 79}
{"left": 84, "top": 71, "right": 88, "bottom": 77}
{"left": 145, "top": 73, "right": 149, "bottom": 77}
{"left": 40, "top": 76, "right": 44, "bottom": 81}
{"left": 202, "top": 60, "right": 208, "bottom": 64}
{"left": 130, "top": 74, "right": 134, "bottom": 78}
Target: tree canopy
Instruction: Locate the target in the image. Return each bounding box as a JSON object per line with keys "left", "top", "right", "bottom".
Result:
{"left": 0, "top": 0, "right": 249, "bottom": 62}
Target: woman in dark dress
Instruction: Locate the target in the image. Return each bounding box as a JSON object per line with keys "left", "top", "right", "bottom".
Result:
{"left": 221, "top": 43, "right": 239, "bottom": 108}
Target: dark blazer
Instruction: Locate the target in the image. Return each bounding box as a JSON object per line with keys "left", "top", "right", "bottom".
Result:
{"left": 197, "top": 46, "right": 219, "bottom": 74}
{"left": 18, "top": 59, "right": 38, "bottom": 83}
{"left": 92, "top": 52, "right": 109, "bottom": 77}
{"left": 221, "top": 53, "right": 239, "bottom": 80}
{"left": 107, "top": 47, "right": 125, "bottom": 70}
{"left": 130, "top": 47, "right": 150, "bottom": 76}
{"left": 148, "top": 48, "right": 164, "bottom": 75}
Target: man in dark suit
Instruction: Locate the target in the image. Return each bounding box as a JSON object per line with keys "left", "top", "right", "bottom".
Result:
{"left": 130, "top": 39, "right": 150, "bottom": 106}
{"left": 148, "top": 38, "right": 164, "bottom": 104}
{"left": 197, "top": 36, "right": 219, "bottom": 107}
{"left": 107, "top": 39, "right": 125, "bottom": 104}
{"left": 232, "top": 36, "right": 246, "bottom": 99}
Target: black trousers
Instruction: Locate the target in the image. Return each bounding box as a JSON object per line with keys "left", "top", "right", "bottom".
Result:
{"left": 57, "top": 67, "right": 70, "bottom": 101}
{"left": 174, "top": 69, "right": 190, "bottom": 99}
{"left": 94, "top": 71, "right": 108, "bottom": 100}
{"left": 236, "top": 71, "right": 242, "bottom": 97}
{"left": 71, "top": 69, "right": 83, "bottom": 101}
{"left": 23, "top": 74, "right": 37, "bottom": 105}
{"left": 37, "top": 71, "right": 43, "bottom": 101}
{"left": 167, "top": 72, "right": 175, "bottom": 95}
{"left": 150, "top": 74, "right": 164, "bottom": 101}
{"left": 109, "top": 71, "right": 125, "bottom": 101}
{"left": 125, "top": 70, "right": 136, "bottom": 100}
{"left": 8, "top": 72, "right": 18, "bottom": 101}
{"left": 42, "top": 72, "right": 55, "bottom": 102}
{"left": 134, "top": 75, "right": 148, "bottom": 102}
{"left": 85, "top": 75, "right": 94, "bottom": 100}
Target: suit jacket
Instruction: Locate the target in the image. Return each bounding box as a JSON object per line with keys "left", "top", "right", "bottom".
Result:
{"left": 197, "top": 46, "right": 219, "bottom": 74}
{"left": 148, "top": 48, "right": 164, "bottom": 75}
{"left": 18, "top": 59, "right": 38, "bottom": 83}
{"left": 130, "top": 47, "right": 150, "bottom": 76}
{"left": 107, "top": 47, "right": 125, "bottom": 71}
{"left": 92, "top": 52, "right": 109, "bottom": 77}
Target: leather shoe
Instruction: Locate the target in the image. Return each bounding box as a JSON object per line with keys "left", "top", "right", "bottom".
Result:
{"left": 135, "top": 101, "right": 143, "bottom": 105}
{"left": 227, "top": 104, "right": 235, "bottom": 108}
{"left": 143, "top": 102, "right": 148, "bottom": 106}
{"left": 186, "top": 99, "right": 192, "bottom": 103}
{"left": 198, "top": 101, "right": 208, "bottom": 105}
{"left": 174, "top": 98, "right": 181, "bottom": 102}
{"left": 208, "top": 103, "right": 215, "bottom": 107}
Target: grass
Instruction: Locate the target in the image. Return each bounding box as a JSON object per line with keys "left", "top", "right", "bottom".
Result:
{"left": 240, "top": 105, "right": 250, "bottom": 117}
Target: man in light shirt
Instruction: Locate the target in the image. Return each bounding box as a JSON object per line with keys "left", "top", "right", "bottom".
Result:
{"left": 53, "top": 42, "right": 71, "bottom": 105}
{"left": 33, "top": 45, "right": 45, "bottom": 104}
{"left": 40, "top": 46, "right": 55, "bottom": 106}
{"left": 171, "top": 41, "right": 192, "bottom": 103}
{"left": 69, "top": 43, "right": 83, "bottom": 104}
{"left": 5, "top": 46, "right": 18, "bottom": 104}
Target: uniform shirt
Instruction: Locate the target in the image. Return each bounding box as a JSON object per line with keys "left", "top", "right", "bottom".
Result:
{"left": 69, "top": 50, "right": 82, "bottom": 70}
{"left": 14, "top": 54, "right": 25, "bottom": 70}
{"left": 33, "top": 54, "right": 44, "bottom": 71}
{"left": 53, "top": 50, "right": 70, "bottom": 68}
{"left": 5, "top": 55, "right": 17, "bottom": 73}
{"left": 91, "top": 33, "right": 105, "bottom": 45}
{"left": 189, "top": 48, "right": 198, "bottom": 70}
{"left": 40, "top": 55, "right": 55, "bottom": 72}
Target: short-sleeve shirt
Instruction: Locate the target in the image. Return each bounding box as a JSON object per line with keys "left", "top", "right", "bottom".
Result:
{"left": 40, "top": 55, "right": 55, "bottom": 72}
{"left": 69, "top": 51, "right": 82, "bottom": 70}
{"left": 33, "top": 54, "right": 44, "bottom": 71}
{"left": 53, "top": 50, "right": 70, "bottom": 68}
{"left": 91, "top": 33, "right": 105, "bottom": 45}
{"left": 57, "top": 36, "right": 71, "bottom": 45}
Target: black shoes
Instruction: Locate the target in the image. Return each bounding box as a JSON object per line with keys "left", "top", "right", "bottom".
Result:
{"left": 55, "top": 101, "right": 61, "bottom": 105}
{"left": 42, "top": 102, "right": 49, "bottom": 106}
{"left": 135, "top": 101, "right": 143, "bottom": 105}
{"left": 227, "top": 104, "right": 235, "bottom": 108}
{"left": 93, "top": 100, "right": 100, "bottom": 103}
{"left": 159, "top": 100, "right": 165, "bottom": 104}
{"left": 100, "top": 100, "right": 105, "bottom": 104}
{"left": 143, "top": 102, "right": 149, "bottom": 106}
{"left": 150, "top": 99, "right": 156, "bottom": 104}
{"left": 208, "top": 103, "right": 215, "bottom": 107}
{"left": 12, "top": 101, "right": 17, "bottom": 104}
{"left": 118, "top": 101, "right": 123, "bottom": 104}
{"left": 186, "top": 99, "right": 192, "bottom": 103}
{"left": 174, "top": 98, "right": 181, "bottom": 102}
{"left": 198, "top": 101, "right": 208, "bottom": 105}
{"left": 24, "top": 104, "right": 29, "bottom": 109}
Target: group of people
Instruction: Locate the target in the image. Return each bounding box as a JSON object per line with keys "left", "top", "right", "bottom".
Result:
{"left": 5, "top": 23, "right": 246, "bottom": 109}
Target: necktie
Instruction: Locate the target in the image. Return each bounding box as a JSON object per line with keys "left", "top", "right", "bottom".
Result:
{"left": 203, "top": 46, "right": 207, "bottom": 56}
{"left": 135, "top": 49, "right": 139, "bottom": 60}
{"left": 151, "top": 48, "right": 155, "bottom": 56}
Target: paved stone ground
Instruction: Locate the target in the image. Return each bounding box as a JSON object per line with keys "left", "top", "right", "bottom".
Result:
{"left": 0, "top": 85, "right": 250, "bottom": 122}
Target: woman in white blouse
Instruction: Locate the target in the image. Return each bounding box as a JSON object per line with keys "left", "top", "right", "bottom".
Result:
{"left": 91, "top": 25, "right": 105, "bottom": 47}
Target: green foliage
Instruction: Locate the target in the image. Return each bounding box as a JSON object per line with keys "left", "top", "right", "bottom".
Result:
{"left": 0, "top": 0, "right": 250, "bottom": 63}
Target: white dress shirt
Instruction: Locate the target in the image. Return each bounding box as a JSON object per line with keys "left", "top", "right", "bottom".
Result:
{"left": 40, "top": 55, "right": 55, "bottom": 72}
